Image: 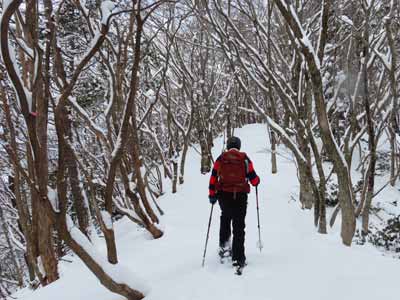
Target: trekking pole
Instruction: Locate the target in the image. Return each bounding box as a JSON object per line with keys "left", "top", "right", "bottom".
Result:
{"left": 255, "top": 186, "right": 263, "bottom": 252}
{"left": 202, "top": 203, "right": 215, "bottom": 267}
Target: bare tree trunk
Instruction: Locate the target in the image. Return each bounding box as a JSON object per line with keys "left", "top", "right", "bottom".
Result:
{"left": 361, "top": 17, "right": 376, "bottom": 235}
{"left": 57, "top": 218, "right": 145, "bottom": 300}
{"left": 195, "top": 99, "right": 212, "bottom": 174}
{"left": 102, "top": 10, "right": 146, "bottom": 263}
{"left": 172, "top": 154, "right": 178, "bottom": 193}
{"left": 298, "top": 164, "right": 314, "bottom": 209}
{"left": 308, "top": 127, "right": 327, "bottom": 234}
{"left": 274, "top": 0, "right": 356, "bottom": 245}
{"left": 385, "top": 14, "right": 399, "bottom": 187}
{"left": 1, "top": 0, "right": 59, "bottom": 283}
{"left": 270, "top": 130, "right": 278, "bottom": 174}
{"left": 37, "top": 197, "right": 59, "bottom": 284}
{"left": 120, "top": 164, "right": 163, "bottom": 238}
{"left": 199, "top": 137, "right": 212, "bottom": 174}
{"left": 267, "top": 0, "right": 277, "bottom": 174}
{"left": 1, "top": 86, "right": 38, "bottom": 282}
{"left": 68, "top": 159, "right": 90, "bottom": 236}
{"left": 130, "top": 124, "right": 160, "bottom": 224}
{"left": 226, "top": 100, "right": 232, "bottom": 139}
{"left": 179, "top": 139, "right": 190, "bottom": 184}
{"left": 64, "top": 110, "right": 90, "bottom": 237}
{"left": 54, "top": 88, "right": 146, "bottom": 299}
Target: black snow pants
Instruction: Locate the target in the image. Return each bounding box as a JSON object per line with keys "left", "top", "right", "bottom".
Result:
{"left": 217, "top": 191, "right": 248, "bottom": 263}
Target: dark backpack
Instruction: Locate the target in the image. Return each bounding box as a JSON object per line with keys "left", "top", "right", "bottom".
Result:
{"left": 216, "top": 151, "right": 250, "bottom": 193}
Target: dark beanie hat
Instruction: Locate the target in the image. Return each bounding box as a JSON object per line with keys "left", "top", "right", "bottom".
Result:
{"left": 227, "top": 136, "right": 241, "bottom": 150}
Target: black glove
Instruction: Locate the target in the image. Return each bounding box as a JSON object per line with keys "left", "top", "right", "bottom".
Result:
{"left": 209, "top": 196, "right": 217, "bottom": 205}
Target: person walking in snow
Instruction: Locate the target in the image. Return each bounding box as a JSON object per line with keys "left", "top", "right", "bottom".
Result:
{"left": 208, "top": 136, "right": 260, "bottom": 269}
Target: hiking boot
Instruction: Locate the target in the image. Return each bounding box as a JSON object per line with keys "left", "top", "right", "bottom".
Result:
{"left": 232, "top": 260, "right": 246, "bottom": 268}
{"left": 218, "top": 246, "right": 232, "bottom": 258}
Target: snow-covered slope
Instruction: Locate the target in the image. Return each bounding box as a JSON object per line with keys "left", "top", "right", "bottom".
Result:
{"left": 15, "top": 124, "right": 400, "bottom": 300}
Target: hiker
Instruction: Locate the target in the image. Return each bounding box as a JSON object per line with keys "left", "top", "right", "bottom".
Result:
{"left": 208, "top": 136, "right": 260, "bottom": 269}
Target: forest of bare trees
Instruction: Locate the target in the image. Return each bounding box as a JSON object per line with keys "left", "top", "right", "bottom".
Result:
{"left": 0, "top": 0, "right": 399, "bottom": 299}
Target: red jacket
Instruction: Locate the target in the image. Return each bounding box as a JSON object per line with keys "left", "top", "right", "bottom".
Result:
{"left": 208, "top": 149, "right": 260, "bottom": 197}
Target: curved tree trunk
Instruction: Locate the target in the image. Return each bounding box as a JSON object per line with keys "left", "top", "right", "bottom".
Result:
{"left": 57, "top": 217, "right": 145, "bottom": 300}
{"left": 274, "top": 0, "right": 356, "bottom": 245}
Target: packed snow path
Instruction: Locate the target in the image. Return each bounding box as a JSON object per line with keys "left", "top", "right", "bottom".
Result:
{"left": 16, "top": 125, "right": 400, "bottom": 300}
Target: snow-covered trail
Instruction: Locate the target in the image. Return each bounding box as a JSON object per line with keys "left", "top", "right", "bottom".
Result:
{"left": 17, "top": 124, "right": 399, "bottom": 300}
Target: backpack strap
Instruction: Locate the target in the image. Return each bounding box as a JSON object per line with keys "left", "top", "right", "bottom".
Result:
{"left": 244, "top": 157, "right": 249, "bottom": 177}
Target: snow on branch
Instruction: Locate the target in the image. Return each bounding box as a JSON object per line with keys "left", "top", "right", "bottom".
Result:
{"left": 101, "top": 1, "right": 117, "bottom": 26}
{"left": 47, "top": 187, "right": 60, "bottom": 213}
{"left": 68, "top": 97, "right": 109, "bottom": 149}
{"left": 233, "top": 71, "right": 306, "bottom": 164}
{"left": 372, "top": 48, "right": 392, "bottom": 72}
{"left": 66, "top": 216, "right": 150, "bottom": 293}
{"left": 100, "top": 211, "right": 113, "bottom": 230}
{"left": 208, "top": 11, "right": 298, "bottom": 115}
{"left": 56, "top": 0, "right": 128, "bottom": 108}
{"left": 290, "top": 12, "right": 320, "bottom": 69}
{"left": 274, "top": 0, "right": 321, "bottom": 69}
{"left": 266, "top": 116, "right": 307, "bottom": 163}
{"left": 210, "top": 82, "right": 232, "bottom": 121}
{"left": 15, "top": 38, "right": 34, "bottom": 58}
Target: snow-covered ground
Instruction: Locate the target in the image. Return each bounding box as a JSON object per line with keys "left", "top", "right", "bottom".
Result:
{"left": 14, "top": 124, "right": 400, "bottom": 300}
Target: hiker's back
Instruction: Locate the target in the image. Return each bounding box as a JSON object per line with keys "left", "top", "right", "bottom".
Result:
{"left": 217, "top": 150, "right": 250, "bottom": 193}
